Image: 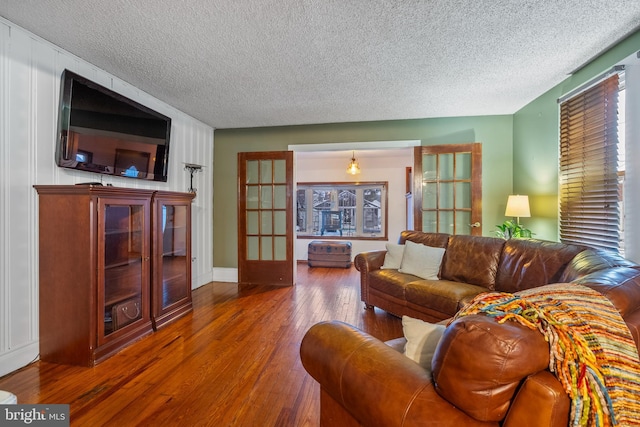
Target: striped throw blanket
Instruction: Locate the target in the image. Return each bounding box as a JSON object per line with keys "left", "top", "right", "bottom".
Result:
{"left": 455, "top": 283, "right": 640, "bottom": 427}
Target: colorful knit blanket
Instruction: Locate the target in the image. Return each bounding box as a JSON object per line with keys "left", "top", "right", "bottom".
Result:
{"left": 455, "top": 283, "right": 640, "bottom": 427}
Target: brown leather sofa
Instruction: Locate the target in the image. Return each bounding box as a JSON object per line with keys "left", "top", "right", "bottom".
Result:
{"left": 300, "top": 231, "right": 640, "bottom": 426}
{"left": 354, "top": 230, "right": 640, "bottom": 348}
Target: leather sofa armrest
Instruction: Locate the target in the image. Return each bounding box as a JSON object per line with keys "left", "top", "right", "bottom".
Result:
{"left": 573, "top": 266, "right": 640, "bottom": 317}
{"left": 300, "top": 321, "right": 497, "bottom": 427}
{"left": 354, "top": 251, "right": 386, "bottom": 306}
{"left": 502, "top": 371, "right": 570, "bottom": 427}
{"left": 354, "top": 250, "right": 386, "bottom": 272}
{"left": 560, "top": 248, "right": 636, "bottom": 282}
{"left": 623, "top": 308, "right": 640, "bottom": 353}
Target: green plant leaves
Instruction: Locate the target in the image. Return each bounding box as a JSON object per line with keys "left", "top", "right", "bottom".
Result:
{"left": 495, "top": 220, "right": 533, "bottom": 239}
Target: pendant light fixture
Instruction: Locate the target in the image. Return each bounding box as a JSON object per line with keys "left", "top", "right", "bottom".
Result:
{"left": 346, "top": 151, "right": 361, "bottom": 175}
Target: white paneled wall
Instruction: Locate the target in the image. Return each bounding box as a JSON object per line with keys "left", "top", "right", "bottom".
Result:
{"left": 0, "top": 18, "right": 214, "bottom": 376}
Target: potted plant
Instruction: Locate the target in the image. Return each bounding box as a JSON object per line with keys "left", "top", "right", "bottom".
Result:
{"left": 495, "top": 220, "right": 533, "bottom": 239}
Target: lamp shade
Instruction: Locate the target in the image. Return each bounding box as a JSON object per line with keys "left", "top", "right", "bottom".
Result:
{"left": 505, "top": 195, "right": 530, "bottom": 218}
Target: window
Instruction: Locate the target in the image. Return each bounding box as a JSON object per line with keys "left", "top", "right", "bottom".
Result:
{"left": 559, "top": 72, "right": 625, "bottom": 253}
{"left": 296, "top": 182, "right": 387, "bottom": 239}
{"left": 363, "top": 188, "right": 382, "bottom": 233}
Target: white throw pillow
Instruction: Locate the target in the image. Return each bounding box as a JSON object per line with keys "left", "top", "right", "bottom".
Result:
{"left": 398, "top": 240, "right": 445, "bottom": 280}
{"left": 381, "top": 243, "right": 405, "bottom": 269}
{"left": 402, "top": 315, "right": 446, "bottom": 374}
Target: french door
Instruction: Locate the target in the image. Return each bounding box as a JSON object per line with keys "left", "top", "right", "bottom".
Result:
{"left": 413, "top": 144, "right": 482, "bottom": 235}
{"left": 238, "top": 151, "right": 294, "bottom": 286}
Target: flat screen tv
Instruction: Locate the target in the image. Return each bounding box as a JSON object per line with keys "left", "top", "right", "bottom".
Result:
{"left": 56, "top": 69, "right": 172, "bottom": 182}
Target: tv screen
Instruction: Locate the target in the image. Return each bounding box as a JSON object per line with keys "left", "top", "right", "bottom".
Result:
{"left": 55, "top": 70, "right": 172, "bottom": 182}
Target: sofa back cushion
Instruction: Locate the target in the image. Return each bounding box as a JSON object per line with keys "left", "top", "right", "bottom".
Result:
{"left": 440, "top": 235, "right": 505, "bottom": 289}
{"left": 399, "top": 230, "right": 450, "bottom": 248}
{"left": 431, "top": 314, "right": 549, "bottom": 422}
{"left": 495, "top": 239, "right": 584, "bottom": 293}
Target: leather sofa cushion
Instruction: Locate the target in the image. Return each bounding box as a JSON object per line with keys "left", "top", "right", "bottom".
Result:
{"left": 440, "top": 235, "right": 505, "bottom": 289}
{"left": 495, "top": 239, "right": 584, "bottom": 293}
{"left": 405, "top": 280, "right": 487, "bottom": 317}
{"left": 432, "top": 314, "right": 549, "bottom": 422}
{"left": 369, "top": 269, "right": 416, "bottom": 299}
{"left": 559, "top": 248, "right": 637, "bottom": 282}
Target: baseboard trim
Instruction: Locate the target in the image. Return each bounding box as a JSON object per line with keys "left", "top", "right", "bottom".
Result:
{"left": 0, "top": 341, "right": 39, "bottom": 378}
{"left": 213, "top": 267, "right": 238, "bottom": 283}
{"left": 193, "top": 269, "right": 215, "bottom": 290}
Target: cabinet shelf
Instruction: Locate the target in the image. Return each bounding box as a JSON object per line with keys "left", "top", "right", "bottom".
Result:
{"left": 104, "top": 261, "right": 143, "bottom": 307}
{"left": 105, "top": 229, "right": 142, "bottom": 236}
{"left": 104, "top": 254, "right": 142, "bottom": 270}
{"left": 162, "top": 251, "right": 187, "bottom": 257}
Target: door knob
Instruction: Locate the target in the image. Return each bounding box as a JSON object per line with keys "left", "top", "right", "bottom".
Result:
{"left": 470, "top": 222, "right": 481, "bottom": 228}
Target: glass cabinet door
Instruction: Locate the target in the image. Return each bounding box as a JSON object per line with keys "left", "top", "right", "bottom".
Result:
{"left": 152, "top": 192, "right": 193, "bottom": 328}
{"left": 159, "top": 203, "right": 189, "bottom": 309}
{"left": 99, "top": 199, "right": 149, "bottom": 341}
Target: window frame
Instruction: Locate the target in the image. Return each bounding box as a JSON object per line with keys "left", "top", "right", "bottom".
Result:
{"left": 296, "top": 181, "right": 388, "bottom": 240}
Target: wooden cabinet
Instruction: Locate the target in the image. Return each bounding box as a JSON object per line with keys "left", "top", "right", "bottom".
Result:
{"left": 151, "top": 191, "right": 195, "bottom": 329}
{"left": 34, "top": 185, "right": 194, "bottom": 366}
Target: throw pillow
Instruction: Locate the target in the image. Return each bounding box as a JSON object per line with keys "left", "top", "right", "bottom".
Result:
{"left": 402, "top": 315, "right": 446, "bottom": 374}
{"left": 398, "top": 240, "right": 445, "bottom": 280}
{"left": 381, "top": 243, "right": 405, "bottom": 269}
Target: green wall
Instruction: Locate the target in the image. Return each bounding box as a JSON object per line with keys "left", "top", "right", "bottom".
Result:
{"left": 214, "top": 116, "right": 512, "bottom": 267}
{"left": 212, "top": 28, "right": 640, "bottom": 268}
{"left": 513, "top": 29, "right": 640, "bottom": 241}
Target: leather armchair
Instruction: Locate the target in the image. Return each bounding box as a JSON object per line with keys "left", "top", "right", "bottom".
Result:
{"left": 300, "top": 317, "right": 570, "bottom": 427}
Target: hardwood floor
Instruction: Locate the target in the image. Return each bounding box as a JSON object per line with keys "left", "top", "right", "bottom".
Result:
{"left": 0, "top": 265, "right": 403, "bottom": 426}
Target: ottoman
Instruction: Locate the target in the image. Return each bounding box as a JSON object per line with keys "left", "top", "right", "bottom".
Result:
{"left": 308, "top": 241, "right": 352, "bottom": 268}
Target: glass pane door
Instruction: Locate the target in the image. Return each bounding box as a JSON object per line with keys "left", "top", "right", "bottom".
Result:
{"left": 102, "top": 203, "right": 145, "bottom": 337}
{"left": 414, "top": 144, "right": 482, "bottom": 235}
{"left": 151, "top": 191, "right": 194, "bottom": 329}
{"left": 160, "top": 204, "right": 189, "bottom": 309}
{"left": 246, "top": 159, "right": 288, "bottom": 261}
{"left": 238, "top": 151, "right": 294, "bottom": 286}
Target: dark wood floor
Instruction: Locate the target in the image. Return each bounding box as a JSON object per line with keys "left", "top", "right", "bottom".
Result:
{"left": 0, "top": 264, "right": 403, "bottom": 426}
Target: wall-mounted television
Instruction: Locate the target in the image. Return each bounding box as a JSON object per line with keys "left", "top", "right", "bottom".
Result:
{"left": 55, "top": 69, "right": 172, "bottom": 182}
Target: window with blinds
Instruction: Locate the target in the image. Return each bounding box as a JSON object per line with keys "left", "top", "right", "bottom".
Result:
{"left": 559, "top": 74, "right": 621, "bottom": 252}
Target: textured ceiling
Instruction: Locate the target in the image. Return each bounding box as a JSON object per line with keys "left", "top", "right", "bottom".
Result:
{"left": 1, "top": 1, "right": 640, "bottom": 129}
